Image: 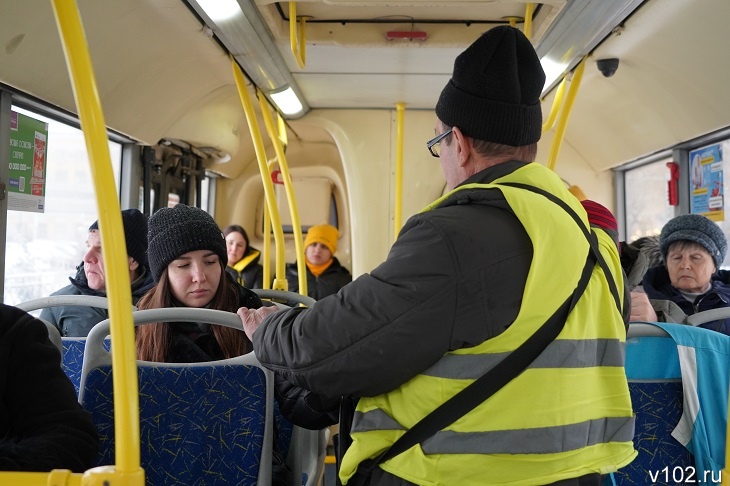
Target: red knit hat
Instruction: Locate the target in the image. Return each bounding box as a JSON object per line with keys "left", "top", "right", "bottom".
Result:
{"left": 581, "top": 199, "right": 619, "bottom": 245}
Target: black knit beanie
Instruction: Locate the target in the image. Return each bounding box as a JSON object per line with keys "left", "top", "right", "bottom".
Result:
{"left": 435, "top": 26, "right": 545, "bottom": 146}
{"left": 147, "top": 204, "right": 228, "bottom": 282}
{"left": 89, "top": 208, "right": 148, "bottom": 268}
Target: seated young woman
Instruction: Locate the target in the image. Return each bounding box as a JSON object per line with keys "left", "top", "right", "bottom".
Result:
{"left": 135, "top": 204, "right": 338, "bottom": 427}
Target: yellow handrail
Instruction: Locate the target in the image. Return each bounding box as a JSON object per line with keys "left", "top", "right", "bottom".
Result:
{"left": 523, "top": 3, "right": 534, "bottom": 40}
{"left": 289, "top": 2, "right": 307, "bottom": 69}
{"left": 50, "top": 0, "right": 143, "bottom": 483}
{"left": 0, "top": 470, "right": 83, "bottom": 485}
{"left": 542, "top": 76, "right": 567, "bottom": 133}
{"left": 394, "top": 102, "right": 406, "bottom": 242}
{"left": 547, "top": 57, "right": 586, "bottom": 171}
{"left": 231, "top": 57, "right": 288, "bottom": 291}
{"left": 257, "top": 90, "right": 307, "bottom": 297}
{"left": 277, "top": 113, "right": 289, "bottom": 148}
{"left": 262, "top": 161, "right": 273, "bottom": 290}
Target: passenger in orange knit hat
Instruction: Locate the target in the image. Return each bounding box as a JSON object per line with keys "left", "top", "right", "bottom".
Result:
{"left": 286, "top": 224, "right": 352, "bottom": 300}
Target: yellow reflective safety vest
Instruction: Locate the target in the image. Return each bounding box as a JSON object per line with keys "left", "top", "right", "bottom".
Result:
{"left": 340, "top": 163, "right": 637, "bottom": 486}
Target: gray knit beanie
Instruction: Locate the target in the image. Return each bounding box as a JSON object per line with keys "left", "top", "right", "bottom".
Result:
{"left": 435, "top": 26, "right": 545, "bottom": 146}
{"left": 89, "top": 208, "right": 148, "bottom": 268}
{"left": 147, "top": 204, "right": 227, "bottom": 282}
{"left": 660, "top": 214, "right": 727, "bottom": 268}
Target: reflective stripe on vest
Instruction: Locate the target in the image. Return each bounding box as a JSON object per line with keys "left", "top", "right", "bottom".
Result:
{"left": 353, "top": 408, "right": 634, "bottom": 454}
{"left": 421, "top": 338, "right": 625, "bottom": 379}
{"left": 339, "top": 163, "right": 636, "bottom": 486}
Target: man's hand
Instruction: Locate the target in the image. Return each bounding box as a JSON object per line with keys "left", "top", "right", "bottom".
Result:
{"left": 237, "top": 305, "right": 280, "bottom": 342}
{"left": 629, "top": 291, "right": 658, "bottom": 322}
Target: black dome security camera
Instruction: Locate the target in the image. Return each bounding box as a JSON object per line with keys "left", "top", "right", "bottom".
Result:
{"left": 596, "top": 58, "right": 619, "bottom": 78}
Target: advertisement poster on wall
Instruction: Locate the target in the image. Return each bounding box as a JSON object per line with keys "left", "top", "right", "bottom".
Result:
{"left": 690, "top": 142, "right": 724, "bottom": 221}
{"left": 7, "top": 110, "right": 48, "bottom": 213}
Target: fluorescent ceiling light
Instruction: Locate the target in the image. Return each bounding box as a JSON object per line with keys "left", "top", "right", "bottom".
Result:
{"left": 540, "top": 57, "right": 569, "bottom": 94}
{"left": 270, "top": 87, "right": 304, "bottom": 116}
{"left": 196, "top": 0, "right": 240, "bottom": 22}
{"left": 186, "top": 0, "right": 310, "bottom": 119}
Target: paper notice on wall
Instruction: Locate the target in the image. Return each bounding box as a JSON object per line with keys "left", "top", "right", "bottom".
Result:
{"left": 8, "top": 110, "right": 47, "bottom": 213}
{"left": 690, "top": 143, "right": 724, "bottom": 222}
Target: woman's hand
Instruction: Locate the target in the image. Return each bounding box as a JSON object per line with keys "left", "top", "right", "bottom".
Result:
{"left": 629, "top": 291, "right": 658, "bottom": 322}
{"left": 237, "top": 305, "right": 280, "bottom": 342}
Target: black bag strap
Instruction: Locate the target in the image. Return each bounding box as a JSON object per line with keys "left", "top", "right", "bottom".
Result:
{"left": 358, "top": 185, "right": 621, "bottom": 473}
{"left": 501, "top": 182, "right": 623, "bottom": 314}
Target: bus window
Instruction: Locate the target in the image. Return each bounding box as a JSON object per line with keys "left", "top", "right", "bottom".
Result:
{"left": 4, "top": 107, "right": 121, "bottom": 306}
{"left": 624, "top": 159, "right": 675, "bottom": 243}
{"left": 271, "top": 176, "right": 338, "bottom": 234}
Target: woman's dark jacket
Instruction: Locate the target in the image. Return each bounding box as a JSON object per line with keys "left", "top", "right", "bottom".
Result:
{"left": 0, "top": 304, "right": 99, "bottom": 472}
{"left": 643, "top": 266, "right": 730, "bottom": 335}
{"left": 285, "top": 257, "right": 352, "bottom": 301}
{"left": 225, "top": 248, "right": 264, "bottom": 289}
{"left": 165, "top": 275, "right": 337, "bottom": 429}
{"left": 164, "top": 278, "right": 262, "bottom": 362}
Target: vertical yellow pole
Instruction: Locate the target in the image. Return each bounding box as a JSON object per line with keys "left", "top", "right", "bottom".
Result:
{"left": 523, "top": 4, "right": 535, "bottom": 40}
{"left": 50, "top": 0, "right": 142, "bottom": 483}
{"left": 289, "top": 2, "right": 306, "bottom": 69}
{"left": 258, "top": 92, "right": 308, "bottom": 296}
{"left": 547, "top": 58, "right": 586, "bottom": 171}
{"left": 231, "top": 58, "right": 288, "bottom": 290}
{"left": 542, "top": 77, "right": 567, "bottom": 133}
{"left": 394, "top": 102, "right": 406, "bottom": 241}
{"left": 262, "top": 191, "right": 272, "bottom": 290}
{"left": 277, "top": 113, "right": 289, "bottom": 148}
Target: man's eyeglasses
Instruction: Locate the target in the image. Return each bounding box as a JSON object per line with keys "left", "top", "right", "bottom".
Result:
{"left": 426, "top": 128, "right": 453, "bottom": 157}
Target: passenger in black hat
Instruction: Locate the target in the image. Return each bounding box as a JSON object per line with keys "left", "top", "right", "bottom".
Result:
{"left": 135, "top": 204, "right": 333, "bottom": 485}
{"left": 634, "top": 214, "right": 730, "bottom": 334}
{"left": 136, "top": 204, "right": 262, "bottom": 362}
{"left": 41, "top": 208, "right": 154, "bottom": 337}
{"left": 238, "top": 26, "right": 635, "bottom": 485}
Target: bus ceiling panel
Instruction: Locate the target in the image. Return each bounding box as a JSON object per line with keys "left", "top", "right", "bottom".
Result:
{"left": 294, "top": 72, "right": 447, "bottom": 110}
{"left": 258, "top": 0, "right": 564, "bottom": 47}
{"left": 0, "top": 0, "right": 235, "bottom": 146}
{"left": 253, "top": 0, "right": 646, "bottom": 110}
{"left": 544, "top": 0, "right": 730, "bottom": 174}
{"left": 164, "top": 85, "right": 247, "bottom": 165}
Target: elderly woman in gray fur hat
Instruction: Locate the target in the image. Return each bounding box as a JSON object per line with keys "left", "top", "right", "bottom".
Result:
{"left": 632, "top": 214, "right": 730, "bottom": 335}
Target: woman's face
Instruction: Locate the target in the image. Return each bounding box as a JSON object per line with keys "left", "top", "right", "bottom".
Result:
{"left": 305, "top": 242, "right": 332, "bottom": 265}
{"left": 666, "top": 241, "right": 716, "bottom": 293}
{"left": 167, "top": 250, "right": 222, "bottom": 307}
{"left": 225, "top": 231, "right": 247, "bottom": 264}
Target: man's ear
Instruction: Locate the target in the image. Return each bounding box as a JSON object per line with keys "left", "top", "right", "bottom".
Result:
{"left": 451, "top": 126, "right": 471, "bottom": 167}
{"left": 128, "top": 257, "right": 139, "bottom": 272}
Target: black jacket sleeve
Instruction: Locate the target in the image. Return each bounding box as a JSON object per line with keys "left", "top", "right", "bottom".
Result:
{"left": 273, "top": 375, "right": 340, "bottom": 430}
{"left": 0, "top": 305, "right": 99, "bottom": 472}
{"left": 254, "top": 208, "right": 531, "bottom": 399}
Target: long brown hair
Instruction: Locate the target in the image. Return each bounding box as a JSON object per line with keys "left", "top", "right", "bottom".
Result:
{"left": 135, "top": 260, "right": 251, "bottom": 362}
